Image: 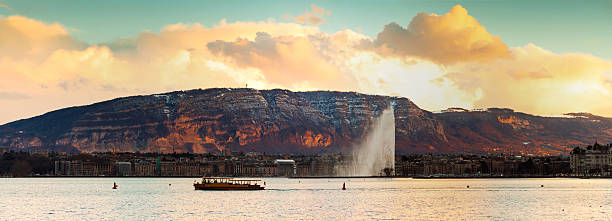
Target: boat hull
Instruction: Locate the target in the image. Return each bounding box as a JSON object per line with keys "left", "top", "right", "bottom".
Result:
{"left": 194, "top": 183, "right": 264, "bottom": 190}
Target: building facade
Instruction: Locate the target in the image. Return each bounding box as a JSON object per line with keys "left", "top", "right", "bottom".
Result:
{"left": 570, "top": 143, "right": 611, "bottom": 176}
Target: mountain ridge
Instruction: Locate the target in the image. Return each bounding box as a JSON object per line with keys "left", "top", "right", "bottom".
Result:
{"left": 1, "top": 88, "right": 610, "bottom": 155}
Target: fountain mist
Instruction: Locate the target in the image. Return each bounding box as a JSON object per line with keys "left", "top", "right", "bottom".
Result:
{"left": 338, "top": 106, "right": 395, "bottom": 176}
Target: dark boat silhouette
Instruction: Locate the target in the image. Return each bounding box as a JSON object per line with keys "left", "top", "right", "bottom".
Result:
{"left": 194, "top": 177, "right": 264, "bottom": 190}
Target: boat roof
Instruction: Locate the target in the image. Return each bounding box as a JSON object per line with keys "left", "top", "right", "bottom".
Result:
{"left": 201, "top": 177, "right": 262, "bottom": 181}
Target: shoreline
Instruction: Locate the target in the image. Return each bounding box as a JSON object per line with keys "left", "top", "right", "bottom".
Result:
{"left": 293, "top": 176, "right": 611, "bottom": 179}
{"left": 409, "top": 176, "right": 611, "bottom": 179}
{"left": 3, "top": 175, "right": 610, "bottom": 179}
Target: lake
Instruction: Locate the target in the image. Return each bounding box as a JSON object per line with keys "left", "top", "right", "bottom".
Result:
{"left": 0, "top": 178, "right": 610, "bottom": 220}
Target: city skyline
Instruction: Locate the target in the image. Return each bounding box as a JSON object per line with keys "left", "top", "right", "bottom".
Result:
{"left": 1, "top": 0, "right": 612, "bottom": 124}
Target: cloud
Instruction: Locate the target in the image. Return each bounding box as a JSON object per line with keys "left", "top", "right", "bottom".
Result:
{"left": 366, "top": 5, "right": 510, "bottom": 65}
{"left": 0, "top": 18, "right": 334, "bottom": 123}
{"left": 443, "top": 43, "right": 612, "bottom": 115}
{"left": 105, "top": 19, "right": 321, "bottom": 59}
{"left": 359, "top": 4, "right": 612, "bottom": 116}
{"left": 2, "top": 19, "right": 323, "bottom": 90}
{"left": 293, "top": 4, "right": 331, "bottom": 25}
{"left": 207, "top": 32, "right": 347, "bottom": 89}
{"left": 0, "top": 15, "right": 86, "bottom": 60}
{"left": 1, "top": 5, "right": 612, "bottom": 125}
{"left": 0, "top": 92, "right": 29, "bottom": 100}
{"left": 346, "top": 52, "right": 477, "bottom": 110}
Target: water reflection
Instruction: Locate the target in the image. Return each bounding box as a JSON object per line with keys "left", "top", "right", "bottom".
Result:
{"left": 0, "top": 178, "right": 610, "bottom": 220}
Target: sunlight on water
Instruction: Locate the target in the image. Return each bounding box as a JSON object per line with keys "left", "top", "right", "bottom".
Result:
{"left": 0, "top": 178, "right": 610, "bottom": 220}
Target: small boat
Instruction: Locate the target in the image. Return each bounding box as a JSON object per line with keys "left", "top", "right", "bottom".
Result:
{"left": 194, "top": 177, "right": 265, "bottom": 190}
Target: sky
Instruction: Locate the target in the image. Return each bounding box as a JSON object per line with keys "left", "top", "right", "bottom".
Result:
{"left": 1, "top": 0, "right": 611, "bottom": 124}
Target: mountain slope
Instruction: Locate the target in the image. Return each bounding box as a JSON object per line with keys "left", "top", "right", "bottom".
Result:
{"left": 1, "top": 88, "right": 610, "bottom": 155}
{"left": 436, "top": 109, "right": 612, "bottom": 155}
{"left": 0, "top": 88, "right": 446, "bottom": 154}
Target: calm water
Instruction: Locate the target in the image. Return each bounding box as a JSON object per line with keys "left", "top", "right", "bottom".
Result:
{"left": 0, "top": 178, "right": 610, "bottom": 220}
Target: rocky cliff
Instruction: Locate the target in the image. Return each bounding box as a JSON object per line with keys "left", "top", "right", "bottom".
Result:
{"left": 0, "top": 88, "right": 445, "bottom": 154}
{"left": 1, "top": 88, "right": 610, "bottom": 155}
{"left": 436, "top": 110, "right": 612, "bottom": 155}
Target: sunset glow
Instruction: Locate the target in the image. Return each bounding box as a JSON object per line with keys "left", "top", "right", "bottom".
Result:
{"left": 1, "top": 1, "right": 611, "bottom": 124}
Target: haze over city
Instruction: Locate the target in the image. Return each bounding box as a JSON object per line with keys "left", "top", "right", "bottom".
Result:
{"left": 1, "top": 0, "right": 612, "bottom": 125}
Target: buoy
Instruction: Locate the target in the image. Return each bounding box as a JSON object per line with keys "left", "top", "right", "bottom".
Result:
{"left": 342, "top": 182, "right": 346, "bottom": 190}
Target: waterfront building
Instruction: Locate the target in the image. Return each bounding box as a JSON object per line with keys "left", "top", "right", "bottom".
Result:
{"left": 54, "top": 160, "right": 72, "bottom": 176}
{"left": 395, "top": 161, "right": 425, "bottom": 176}
{"left": 274, "top": 159, "right": 296, "bottom": 177}
{"left": 115, "top": 162, "right": 132, "bottom": 176}
{"left": 93, "top": 161, "right": 113, "bottom": 176}
{"left": 176, "top": 162, "right": 202, "bottom": 176}
{"left": 69, "top": 160, "right": 83, "bottom": 176}
{"left": 570, "top": 143, "right": 611, "bottom": 176}
{"left": 19, "top": 151, "right": 576, "bottom": 177}
{"left": 258, "top": 163, "right": 277, "bottom": 176}
{"left": 133, "top": 162, "right": 156, "bottom": 176}
{"left": 159, "top": 161, "right": 177, "bottom": 176}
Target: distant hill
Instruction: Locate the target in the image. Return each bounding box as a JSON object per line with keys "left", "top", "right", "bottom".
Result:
{"left": 1, "top": 88, "right": 610, "bottom": 155}
{"left": 436, "top": 110, "right": 612, "bottom": 155}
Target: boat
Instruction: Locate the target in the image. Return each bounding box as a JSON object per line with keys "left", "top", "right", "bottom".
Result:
{"left": 194, "top": 177, "right": 265, "bottom": 190}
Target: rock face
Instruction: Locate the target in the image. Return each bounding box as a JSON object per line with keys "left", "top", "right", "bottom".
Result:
{"left": 436, "top": 110, "right": 612, "bottom": 155}
{"left": 0, "top": 88, "right": 444, "bottom": 154}
{"left": 1, "top": 88, "right": 611, "bottom": 155}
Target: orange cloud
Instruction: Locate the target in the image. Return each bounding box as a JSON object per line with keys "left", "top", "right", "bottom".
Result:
{"left": 2, "top": 19, "right": 325, "bottom": 92}
{"left": 0, "top": 15, "right": 85, "bottom": 59}
{"left": 2, "top": 5, "right": 612, "bottom": 125}
{"left": 294, "top": 4, "right": 331, "bottom": 25}
{"left": 207, "top": 32, "right": 347, "bottom": 88}
{"left": 368, "top": 5, "right": 510, "bottom": 65}
{"left": 443, "top": 43, "right": 612, "bottom": 115}
{"left": 0, "top": 20, "right": 302, "bottom": 123}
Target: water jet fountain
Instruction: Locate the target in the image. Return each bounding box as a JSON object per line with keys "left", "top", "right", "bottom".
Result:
{"left": 337, "top": 106, "right": 395, "bottom": 176}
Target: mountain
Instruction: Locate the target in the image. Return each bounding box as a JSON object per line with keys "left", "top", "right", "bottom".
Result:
{"left": 1, "top": 88, "right": 610, "bottom": 155}
{"left": 436, "top": 109, "right": 612, "bottom": 155}
{"left": 0, "top": 88, "right": 445, "bottom": 154}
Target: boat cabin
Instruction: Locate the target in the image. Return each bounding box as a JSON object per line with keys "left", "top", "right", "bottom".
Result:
{"left": 195, "top": 177, "right": 265, "bottom": 190}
